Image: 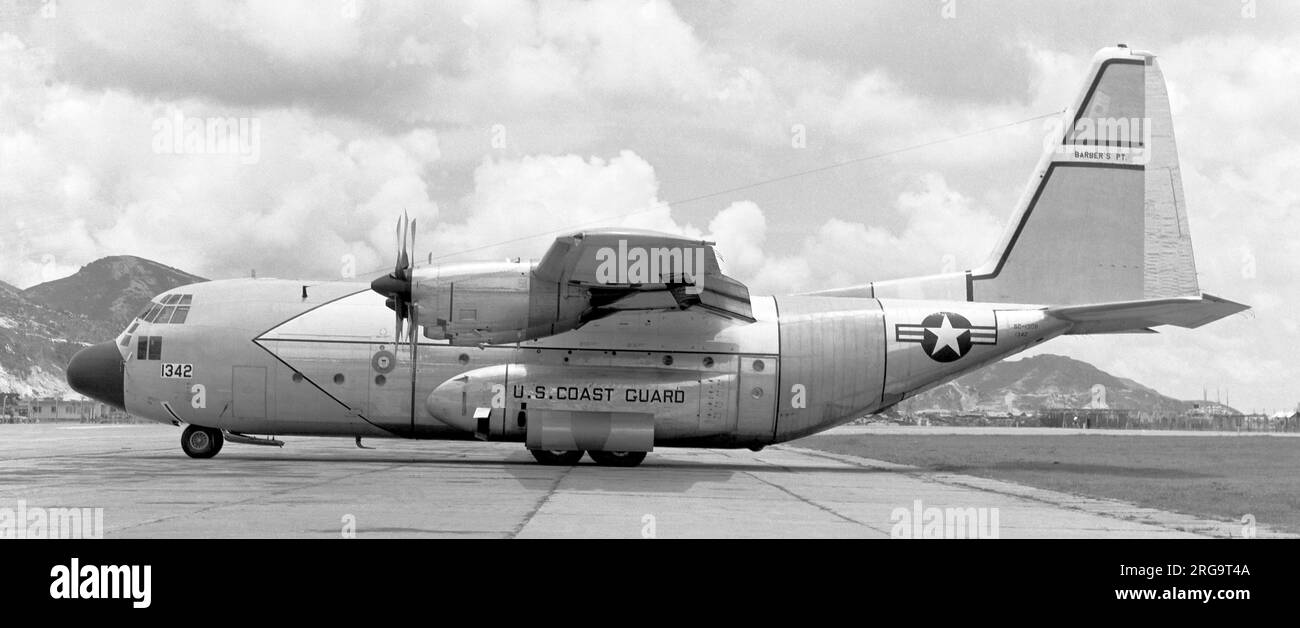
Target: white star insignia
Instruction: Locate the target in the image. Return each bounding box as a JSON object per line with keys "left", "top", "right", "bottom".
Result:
{"left": 926, "top": 313, "right": 968, "bottom": 357}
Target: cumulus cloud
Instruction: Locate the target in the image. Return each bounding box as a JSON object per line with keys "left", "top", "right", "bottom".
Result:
{"left": 427, "top": 151, "right": 683, "bottom": 263}
{"left": 719, "top": 173, "right": 1004, "bottom": 295}
{"left": 0, "top": 32, "right": 442, "bottom": 286}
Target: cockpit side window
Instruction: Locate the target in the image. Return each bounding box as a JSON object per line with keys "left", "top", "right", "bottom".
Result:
{"left": 136, "top": 336, "right": 163, "bottom": 360}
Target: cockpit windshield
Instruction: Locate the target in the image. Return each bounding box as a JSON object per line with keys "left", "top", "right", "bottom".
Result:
{"left": 134, "top": 294, "right": 194, "bottom": 326}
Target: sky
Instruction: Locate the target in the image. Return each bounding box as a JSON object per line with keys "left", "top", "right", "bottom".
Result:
{"left": 1, "top": 0, "right": 1297, "bottom": 412}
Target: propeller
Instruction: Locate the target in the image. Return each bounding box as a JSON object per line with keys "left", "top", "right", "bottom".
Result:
{"left": 371, "top": 212, "right": 422, "bottom": 429}
{"left": 371, "top": 212, "right": 417, "bottom": 346}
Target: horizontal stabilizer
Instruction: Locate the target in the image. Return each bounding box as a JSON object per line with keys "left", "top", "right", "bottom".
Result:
{"left": 1050, "top": 293, "right": 1248, "bottom": 334}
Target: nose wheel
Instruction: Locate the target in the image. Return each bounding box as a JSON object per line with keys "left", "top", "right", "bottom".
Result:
{"left": 181, "top": 425, "right": 224, "bottom": 459}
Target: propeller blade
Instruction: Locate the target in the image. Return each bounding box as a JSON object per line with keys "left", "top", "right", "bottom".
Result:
{"left": 394, "top": 215, "right": 405, "bottom": 275}
{"left": 409, "top": 302, "right": 418, "bottom": 406}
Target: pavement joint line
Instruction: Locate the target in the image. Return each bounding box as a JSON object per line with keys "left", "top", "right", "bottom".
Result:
{"left": 0, "top": 447, "right": 178, "bottom": 463}
{"left": 734, "top": 449, "right": 889, "bottom": 534}
{"left": 510, "top": 464, "right": 574, "bottom": 539}
{"left": 779, "top": 445, "right": 1300, "bottom": 539}
{"left": 779, "top": 445, "right": 1190, "bottom": 532}
{"left": 108, "top": 461, "right": 416, "bottom": 535}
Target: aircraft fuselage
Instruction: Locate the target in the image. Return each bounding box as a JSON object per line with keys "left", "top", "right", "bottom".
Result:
{"left": 106, "top": 278, "right": 1067, "bottom": 449}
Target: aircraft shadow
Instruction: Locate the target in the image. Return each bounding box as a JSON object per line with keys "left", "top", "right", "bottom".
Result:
{"left": 89, "top": 449, "right": 903, "bottom": 494}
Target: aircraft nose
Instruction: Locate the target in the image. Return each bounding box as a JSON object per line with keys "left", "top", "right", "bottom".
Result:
{"left": 67, "top": 342, "right": 126, "bottom": 410}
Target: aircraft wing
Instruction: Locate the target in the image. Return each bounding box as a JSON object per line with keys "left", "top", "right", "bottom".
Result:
{"left": 536, "top": 229, "right": 755, "bottom": 323}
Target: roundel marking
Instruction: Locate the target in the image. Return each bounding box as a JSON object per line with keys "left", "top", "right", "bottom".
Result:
{"left": 894, "top": 312, "right": 998, "bottom": 363}
{"left": 372, "top": 350, "right": 397, "bottom": 374}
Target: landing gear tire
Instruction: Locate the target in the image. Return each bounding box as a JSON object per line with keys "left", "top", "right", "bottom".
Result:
{"left": 588, "top": 450, "right": 647, "bottom": 467}
{"left": 530, "top": 449, "right": 584, "bottom": 466}
{"left": 181, "top": 425, "right": 224, "bottom": 459}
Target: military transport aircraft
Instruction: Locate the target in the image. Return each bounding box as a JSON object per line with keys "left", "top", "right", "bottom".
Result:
{"left": 67, "top": 47, "right": 1247, "bottom": 466}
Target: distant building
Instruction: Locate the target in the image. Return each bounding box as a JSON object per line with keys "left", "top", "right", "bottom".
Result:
{"left": 25, "top": 398, "right": 115, "bottom": 422}
{"left": 1039, "top": 408, "right": 1134, "bottom": 429}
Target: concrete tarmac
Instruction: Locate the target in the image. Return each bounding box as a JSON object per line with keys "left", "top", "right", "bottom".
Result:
{"left": 0, "top": 423, "right": 1273, "bottom": 538}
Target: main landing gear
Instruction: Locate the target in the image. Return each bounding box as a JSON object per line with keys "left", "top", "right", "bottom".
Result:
{"left": 588, "top": 450, "right": 647, "bottom": 467}
{"left": 528, "top": 449, "right": 648, "bottom": 467}
{"left": 181, "top": 424, "right": 224, "bottom": 459}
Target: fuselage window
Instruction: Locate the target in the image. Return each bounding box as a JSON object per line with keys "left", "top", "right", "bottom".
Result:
{"left": 137, "top": 336, "right": 148, "bottom": 360}
{"left": 147, "top": 336, "right": 163, "bottom": 360}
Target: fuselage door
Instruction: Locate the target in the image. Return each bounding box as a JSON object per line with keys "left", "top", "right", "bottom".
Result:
{"left": 736, "top": 355, "right": 778, "bottom": 443}
{"left": 232, "top": 366, "right": 267, "bottom": 419}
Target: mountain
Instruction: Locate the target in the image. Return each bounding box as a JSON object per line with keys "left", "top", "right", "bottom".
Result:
{"left": 0, "top": 257, "right": 205, "bottom": 398}
{"left": 0, "top": 279, "right": 118, "bottom": 398}
{"left": 901, "top": 354, "right": 1218, "bottom": 415}
{"left": 23, "top": 256, "right": 206, "bottom": 331}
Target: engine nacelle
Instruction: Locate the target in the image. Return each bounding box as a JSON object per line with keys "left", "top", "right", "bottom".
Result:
{"left": 411, "top": 261, "right": 588, "bottom": 346}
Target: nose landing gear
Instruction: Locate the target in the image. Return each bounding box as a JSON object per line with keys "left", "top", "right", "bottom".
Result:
{"left": 181, "top": 424, "right": 224, "bottom": 459}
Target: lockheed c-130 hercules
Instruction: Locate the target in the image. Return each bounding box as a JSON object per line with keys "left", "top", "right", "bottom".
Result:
{"left": 67, "top": 47, "right": 1247, "bottom": 466}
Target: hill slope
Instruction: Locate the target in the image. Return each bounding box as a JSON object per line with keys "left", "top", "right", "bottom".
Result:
{"left": 905, "top": 354, "right": 1207, "bottom": 415}
{"left": 0, "top": 280, "right": 117, "bottom": 398}
{"left": 23, "top": 256, "right": 206, "bottom": 331}
{"left": 1, "top": 257, "right": 205, "bottom": 398}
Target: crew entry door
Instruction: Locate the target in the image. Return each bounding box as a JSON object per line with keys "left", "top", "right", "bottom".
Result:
{"left": 232, "top": 366, "right": 267, "bottom": 419}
